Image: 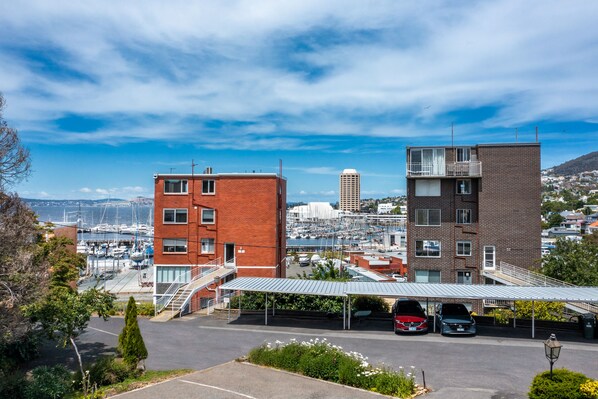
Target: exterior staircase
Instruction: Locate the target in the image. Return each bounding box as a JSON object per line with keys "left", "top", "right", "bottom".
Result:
{"left": 482, "top": 261, "right": 598, "bottom": 315}
{"left": 151, "top": 262, "right": 236, "bottom": 322}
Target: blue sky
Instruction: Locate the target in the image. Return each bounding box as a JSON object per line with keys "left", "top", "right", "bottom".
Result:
{"left": 1, "top": 1, "right": 597, "bottom": 202}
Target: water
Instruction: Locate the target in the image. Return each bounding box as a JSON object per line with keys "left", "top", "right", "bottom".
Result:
{"left": 28, "top": 205, "right": 153, "bottom": 227}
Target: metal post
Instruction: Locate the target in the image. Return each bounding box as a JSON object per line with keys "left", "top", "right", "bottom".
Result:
{"left": 348, "top": 296, "right": 351, "bottom": 330}
{"left": 513, "top": 302, "right": 516, "bottom": 329}
{"left": 343, "top": 297, "right": 346, "bottom": 330}
{"left": 532, "top": 301, "right": 536, "bottom": 338}
{"left": 265, "top": 292, "right": 268, "bottom": 326}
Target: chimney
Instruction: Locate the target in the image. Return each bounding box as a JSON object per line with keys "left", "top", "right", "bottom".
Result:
{"left": 204, "top": 167, "right": 213, "bottom": 174}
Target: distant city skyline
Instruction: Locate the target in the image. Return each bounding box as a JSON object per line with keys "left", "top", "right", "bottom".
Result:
{"left": 2, "top": 1, "right": 597, "bottom": 202}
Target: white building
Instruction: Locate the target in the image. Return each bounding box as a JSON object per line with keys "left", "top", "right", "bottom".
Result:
{"left": 288, "top": 202, "right": 345, "bottom": 221}
{"left": 377, "top": 203, "right": 395, "bottom": 214}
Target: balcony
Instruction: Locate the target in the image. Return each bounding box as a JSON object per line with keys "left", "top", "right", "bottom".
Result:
{"left": 406, "top": 161, "right": 482, "bottom": 178}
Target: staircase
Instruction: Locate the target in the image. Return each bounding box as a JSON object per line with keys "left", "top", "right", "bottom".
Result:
{"left": 482, "top": 261, "right": 598, "bottom": 315}
{"left": 151, "top": 261, "right": 236, "bottom": 322}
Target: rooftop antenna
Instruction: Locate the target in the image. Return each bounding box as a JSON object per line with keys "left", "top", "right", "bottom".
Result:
{"left": 535, "top": 126, "right": 539, "bottom": 142}
{"left": 279, "top": 159, "right": 283, "bottom": 177}
{"left": 516, "top": 128, "right": 518, "bottom": 143}
{"left": 169, "top": 167, "right": 176, "bottom": 173}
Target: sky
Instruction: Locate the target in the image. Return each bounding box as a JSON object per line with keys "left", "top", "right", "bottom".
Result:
{"left": 1, "top": 1, "right": 597, "bottom": 203}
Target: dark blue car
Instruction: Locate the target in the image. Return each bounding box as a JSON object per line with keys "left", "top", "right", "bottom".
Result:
{"left": 435, "top": 303, "right": 476, "bottom": 336}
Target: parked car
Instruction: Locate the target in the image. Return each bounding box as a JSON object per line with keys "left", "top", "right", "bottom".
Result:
{"left": 298, "top": 254, "right": 310, "bottom": 267}
{"left": 434, "top": 303, "right": 476, "bottom": 336}
{"left": 392, "top": 299, "right": 428, "bottom": 333}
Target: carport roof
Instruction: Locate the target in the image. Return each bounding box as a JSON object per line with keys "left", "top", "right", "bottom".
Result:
{"left": 220, "top": 278, "right": 598, "bottom": 303}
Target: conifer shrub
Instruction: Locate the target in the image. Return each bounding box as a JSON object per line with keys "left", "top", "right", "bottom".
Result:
{"left": 119, "top": 297, "right": 148, "bottom": 368}
{"left": 529, "top": 368, "right": 589, "bottom": 399}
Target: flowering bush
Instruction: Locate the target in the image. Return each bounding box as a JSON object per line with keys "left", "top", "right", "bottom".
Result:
{"left": 247, "top": 338, "right": 416, "bottom": 397}
{"left": 581, "top": 379, "right": 598, "bottom": 399}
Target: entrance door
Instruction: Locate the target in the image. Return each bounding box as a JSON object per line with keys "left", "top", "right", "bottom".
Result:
{"left": 483, "top": 246, "right": 496, "bottom": 270}
{"left": 224, "top": 243, "right": 235, "bottom": 265}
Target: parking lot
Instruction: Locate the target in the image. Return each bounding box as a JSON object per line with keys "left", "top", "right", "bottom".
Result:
{"left": 51, "top": 309, "right": 598, "bottom": 399}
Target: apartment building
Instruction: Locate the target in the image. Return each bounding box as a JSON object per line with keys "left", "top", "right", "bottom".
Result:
{"left": 406, "top": 143, "right": 541, "bottom": 284}
{"left": 153, "top": 169, "right": 286, "bottom": 306}
{"left": 339, "top": 169, "right": 361, "bottom": 212}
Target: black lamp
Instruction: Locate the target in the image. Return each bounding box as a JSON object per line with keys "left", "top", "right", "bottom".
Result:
{"left": 544, "top": 334, "right": 562, "bottom": 377}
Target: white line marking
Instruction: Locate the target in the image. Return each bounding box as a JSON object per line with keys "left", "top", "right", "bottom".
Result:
{"left": 179, "top": 379, "right": 258, "bottom": 398}
{"left": 88, "top": 326, "right": 118, "bottom": 336}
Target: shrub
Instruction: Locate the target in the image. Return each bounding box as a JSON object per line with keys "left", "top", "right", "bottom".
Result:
{"left": 529, "top": 368, "right": 589, "bottom": 399}
{"left": 581, "top": 379, "right": 598, "bottom": 399}
{"left": 136, "top": 302, "right": 155, "bottom": 317}
{"left": 119, "top": 297, "right": 148, "bottom": 368}
{"left": 352, "top": 295, "right": 389, "bottom": 313}
{"left": 89, "top": 356, "right": 135, "bottom": 386}
{"left": 24, "top": 365, "right": 73, "bottom": 399}
{"left": 246, "top": 338, "right": 415, "bottom": 398}
{"left": 0, "top": 370, "right": 27, "bottom": 399}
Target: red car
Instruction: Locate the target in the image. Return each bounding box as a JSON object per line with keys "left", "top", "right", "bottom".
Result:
{"left": 392, "top": 299, "right": 428, "bottom": 334}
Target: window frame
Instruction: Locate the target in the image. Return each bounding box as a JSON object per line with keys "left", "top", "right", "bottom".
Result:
{"left": 414, "top": 270, "right": 441, "bottom": 283}
{"left": 456, "top": 271, "right": 473, "bottom": 284}
{"left": 456, "top": 240, "right": 472, "bottom": 256}
{"left": 163, "top": 208, "right": 188, "bottom": 224}
{"left": 164, "top": 179, "right": 188, "bottom": 194}
{"left": 201, "top": 208, "right": 216, "bottom": 224}
{"left": 202, "top": 179, "right": 216, "bottom": 195}
{"left": 456, "top": 179, "right": 472, "bottom": 195}
{"left": 456, "top": 209, "right": 472, "bottom": 224}
{"left": 415, "top": 239, "right": 441, "bottom": 258}
{"left": 456, "top": 148, "right": 471, "bottom": 163}
{"left": 162, "top": 238, "right": 187, "bottom": 254}
{"left": 415, "top": 209, "right": 441, "bottom": 226}
{"left": 201, "top": 238, "right": 215, "bottom": 254}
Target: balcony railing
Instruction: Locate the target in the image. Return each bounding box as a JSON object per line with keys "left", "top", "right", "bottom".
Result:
{"left": 407, "top": 161, "right": 482, "bottom": 177}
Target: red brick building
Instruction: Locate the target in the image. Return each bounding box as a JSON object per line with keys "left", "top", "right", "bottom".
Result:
{"left": 153, "top": 170, "right": 286, "bottom": 307}
{"left": 349, "top": 253, "right": 407, "bottom": 276}
{"left": 406, "top": 143, "right": 541, "bottom": 285}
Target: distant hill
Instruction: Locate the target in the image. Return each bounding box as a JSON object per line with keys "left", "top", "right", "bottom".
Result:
{"left": 550, "top": 151, "right": 598, "bottom": 175}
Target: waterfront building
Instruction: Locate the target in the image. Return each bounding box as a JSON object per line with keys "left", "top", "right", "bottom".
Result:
{"left": 339, "top": 169, "right": 360, "bottom": 212}
{"left": 377, "top": 203, "right": 395, "bottom": 214}
{"left": 287, "top": 202, "right": 345, "bottom": 221}
{"left": 153, "top": 169, "right": 286, "bottom": 311}
{"left": 405, "top": 143, "right": 541, "bottom": 284}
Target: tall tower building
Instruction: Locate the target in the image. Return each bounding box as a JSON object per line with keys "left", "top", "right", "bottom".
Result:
{"left": 339, "top": 169, "right": 361, "bottom": 212}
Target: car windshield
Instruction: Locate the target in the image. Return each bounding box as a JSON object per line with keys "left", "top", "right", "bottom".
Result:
{"left": 396, "top": 302, "right": 424, "bottom": 315}
{"left": 441, "top": 304, "right": 469, "bottom": 316}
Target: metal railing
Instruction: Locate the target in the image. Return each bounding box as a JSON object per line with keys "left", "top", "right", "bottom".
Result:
{"left": 406, "top": 161, "right": 482, "bottom": 177}
{"left": 155, "top": 258, "right": 222, "bottom": 314}
{"left": 206, "top": 292, "right": 237, "bottom": 315}
{"left": 488, "top": 261, "right": 598, "bottom": 314}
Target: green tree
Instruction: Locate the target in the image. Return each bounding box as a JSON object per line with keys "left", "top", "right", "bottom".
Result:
{"left": 541, "top": 238, "right": 598, "bottom": 286}
{"left": 546, "top": 213, "right": 565, "bottom": 228}
{"left": 23, "top": 288, "right": 115, "bottom": 394}
{"left": 119, "top": 297, "right": 148, "bottom": 369}
{"left": 304, "top": 260, "right": 349, "bottom": 281}
{"left": 390, "top": 206, "right": 402, "bottom": 215}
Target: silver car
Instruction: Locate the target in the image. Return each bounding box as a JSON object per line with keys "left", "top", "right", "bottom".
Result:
{"left": 435, "top": 303, "right": 476, "bottom": 336}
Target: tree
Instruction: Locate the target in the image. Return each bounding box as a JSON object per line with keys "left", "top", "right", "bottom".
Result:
{"left": 541, "top": 238, "right": 598, "bottom": 286}
{"left": 119, "top": 297, "right": 148, "bottom": 368}
{"left": 0, "top": 192, "right": 48, "bottom": 349}
{"left": 390, "top": 206, "right": 402, "bottom": 215}
{"left": 0, "top": 93, "right": 30, "bottom": 190}
{"left": 546, "top": 213, "right": 565, "bottom": 228}
{"left": 23, "top": 288, "right": 115, "bottom": 394}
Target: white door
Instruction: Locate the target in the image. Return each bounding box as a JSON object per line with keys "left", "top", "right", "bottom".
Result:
{"left": 483, "top": 246, "right": 496, "bottom": 270}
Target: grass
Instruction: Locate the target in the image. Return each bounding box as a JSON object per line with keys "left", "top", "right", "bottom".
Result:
{"left": 71, "top": 369, "right": 193, "bottom": 398}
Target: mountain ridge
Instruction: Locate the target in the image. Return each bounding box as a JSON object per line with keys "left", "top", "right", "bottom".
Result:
{"left": 548, "top": 151, "right": 598, "bottom": 175}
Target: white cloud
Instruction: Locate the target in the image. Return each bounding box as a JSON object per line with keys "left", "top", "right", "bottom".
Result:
{"left": 79, "top": 187, "right": 92, "bottom": 193}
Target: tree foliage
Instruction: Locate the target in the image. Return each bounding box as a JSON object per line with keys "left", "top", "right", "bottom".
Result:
{"left": 541, "top": 238, "right": 598, "bottom": 286}
{"left": 0, "top": 93, "right": 30, "bottom": 190}
{"left": 118, "top": 296, "right": 148, "bottom": 368}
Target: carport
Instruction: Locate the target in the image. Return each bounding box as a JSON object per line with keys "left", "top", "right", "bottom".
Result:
{"left": 219, "top": 278, "right": 598, "bottom": 338}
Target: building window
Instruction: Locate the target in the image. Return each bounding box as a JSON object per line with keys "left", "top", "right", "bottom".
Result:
{"left": 415, "top": 240, "right": 441, "bottom": 257}
{"left": 202, "top": 179, "right": 215, "bottom": 194}
{"left": 415, "top": 209, "right": 441, "bottom": 226}
{"left": 456, "top": 179, "right": 471, "bottom": 194}
{"left": 457, "top": 271, "right": 473, "bottom": 284}
{"left": 415, "top": 179, "right": 441, "bottom": 196}
{"left": 164, "top": 179, "right": 188, "bottom": 194}
{"left": 456, "top": 209, "right": 472, "bottom": 224}
{"left": 456, "top": 148, "right": 471, "bottom": 162}
{"left": 415, "top": 270, "right": 441, "bottom": 283}
{"left": 163, "top": 209, "right": 188, "bottom": 224}
{"left": 410, "top": 148, "right": 445, "bottom": 175}
{"left": 163, "top": 238, "right": 187, "bottom": 253}
{"left": 456, "top": 241, "right": 472, "bottom": 256}
{"left": 201, "top": 209, "right": 215, "bottom": 224}
{"left": 156, "top": 266, "right": 190, "bottom": 283}
{"left": 201, "top": 238, "right": 215, "bottom": 254}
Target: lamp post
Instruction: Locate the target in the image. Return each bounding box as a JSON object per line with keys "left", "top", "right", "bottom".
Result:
{"left": 544, "top": 334, "right": 562, "bottom": 377}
